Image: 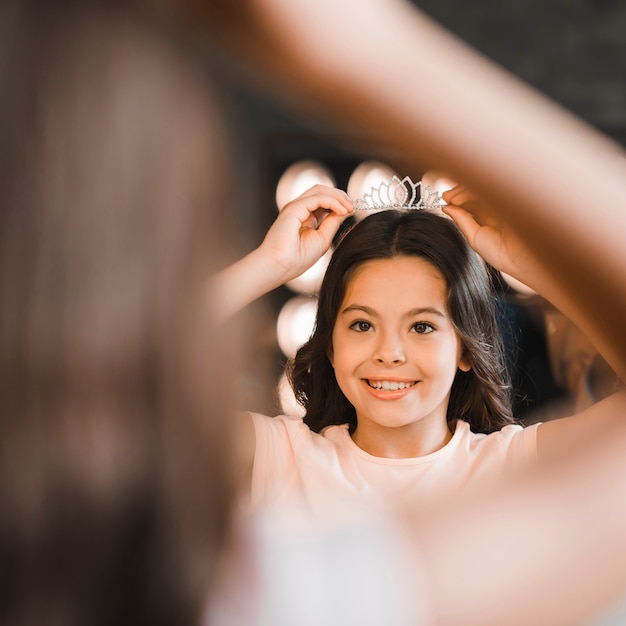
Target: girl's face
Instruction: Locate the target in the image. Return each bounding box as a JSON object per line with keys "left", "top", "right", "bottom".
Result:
{"left": 329, "top": 256, "right": 470, "bottom": 458}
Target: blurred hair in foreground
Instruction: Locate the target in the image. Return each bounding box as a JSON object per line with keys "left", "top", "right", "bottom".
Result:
{"left": 0, "top": 1, "right": 237, "bottom": 624}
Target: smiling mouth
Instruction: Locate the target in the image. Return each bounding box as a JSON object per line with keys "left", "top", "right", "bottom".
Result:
{"left": 366, "top": 380, "right": 417, "bottom": 391}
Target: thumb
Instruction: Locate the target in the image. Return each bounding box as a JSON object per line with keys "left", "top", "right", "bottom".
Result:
{"left": 314, "top": 210, "right": 349, "bottom": 249}
{"left": 301, "top": 209, "right": 328, "bottom": 230}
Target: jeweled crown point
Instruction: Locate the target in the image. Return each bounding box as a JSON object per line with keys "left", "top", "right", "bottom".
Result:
{"left": 353, "top": 175, "right": 446, "bottom": 212}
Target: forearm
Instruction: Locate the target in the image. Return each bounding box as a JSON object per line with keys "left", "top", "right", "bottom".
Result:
{"left": 415, "top": 392, "right": 626, "bottom": 626}
{"left": 221, "top": 0, "right": 626, "bottom": 379}
{"left": 179, "top": 0, "right": 626, "bottom": 371}
{"left": 209, "top": 247, "right": 290, "bottom": 324}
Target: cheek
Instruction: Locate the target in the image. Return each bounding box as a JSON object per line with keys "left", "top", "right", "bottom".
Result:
{"left": 329, "top": 344, "right": 349, "bottom": 378}
{"left": 329, "top": 329, "right": 350, "bottom": 370}
{"left": 424, "top": 337, "right": 466, "bottom": 374}
{"left": 328, "top": 328, "right": 340, "bottom": 367}
{"left": 328, "top": 337, "right": 360, "bottom": 391}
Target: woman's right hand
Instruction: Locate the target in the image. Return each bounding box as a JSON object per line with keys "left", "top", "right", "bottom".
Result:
{"left": 442, "top": 185, "right": 540, "bottom": 292}
{"left": 258, "top": 185, "right": 354, "bottom": 284}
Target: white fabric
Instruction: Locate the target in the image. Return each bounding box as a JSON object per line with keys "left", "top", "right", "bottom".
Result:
{"left": 207, "top": 510, "right": 431, "bottom": 626}
{"left": 250, "top": 414, "right": 539, "bottom": 519}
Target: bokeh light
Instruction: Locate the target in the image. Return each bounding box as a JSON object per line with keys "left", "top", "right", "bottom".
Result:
{"left": 277, "top": 370, "right": 306, "bottom": 417}
{"left": 275, "top": 160, "right": 336, "bottom": 210}
{"left": 276, "top": 295, "right": 318, "bottom": 358}
{"left": 421, "top": 170, "right": 457, "bottom": 217}
{"left": 347, "top": 161, "right": 399, "bottom": 221}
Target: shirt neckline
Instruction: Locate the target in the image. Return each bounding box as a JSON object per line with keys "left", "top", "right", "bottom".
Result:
{"left": 329, "top": 420, "right": 469, "bottom": 466}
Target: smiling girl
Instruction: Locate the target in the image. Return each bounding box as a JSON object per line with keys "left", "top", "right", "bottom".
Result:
{"left": 216, "top": 182, "right": 541, "bottom": 517}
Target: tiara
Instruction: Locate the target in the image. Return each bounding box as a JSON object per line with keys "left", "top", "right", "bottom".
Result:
{"left": 353, "top": 175, "right": 446, "bottom": 212}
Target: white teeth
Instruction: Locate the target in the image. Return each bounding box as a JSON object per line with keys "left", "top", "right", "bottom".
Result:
{"left": 368, "top": 380, "right": 415, "bottom": 390}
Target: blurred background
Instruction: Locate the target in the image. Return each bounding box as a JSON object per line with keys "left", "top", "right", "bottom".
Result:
{"left": 211, "top": 0, "right": 626, "bottom": 421}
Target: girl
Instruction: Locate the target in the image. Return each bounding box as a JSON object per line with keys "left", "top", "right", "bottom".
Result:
{"left": 216, "top": 180, "right": 542, "bottom": 518}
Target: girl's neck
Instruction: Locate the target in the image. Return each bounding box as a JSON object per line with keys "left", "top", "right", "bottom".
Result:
{"left": 351, "top": 419, "right": 453, "bottom": 459}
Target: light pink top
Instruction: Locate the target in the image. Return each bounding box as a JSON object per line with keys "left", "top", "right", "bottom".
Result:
{"left": 250, "top": 414, "right": 539, "bottom": 519}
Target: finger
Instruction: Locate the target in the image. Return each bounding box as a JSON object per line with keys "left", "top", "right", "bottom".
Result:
{"left": 282, "top": 192, "right": 354, "bottom": 226}
{"left": 442, "top": 204, "right": 482, "bottom": 248}
{"left": 442, "top": 185, "right": 473, "bottom": 206}
{"left": 283, "top": 192, "right": 351, "bottom": 216}
{"left": 313, "top": 210, "right": 350, "bottom": 248}
{"left": 299, "top": 184, "right": 353, "bottom": 207}
{"left": 443, "top": 184, "right": 491, "bottom": 218}
{"left": 284, "top": 185, "right": 354, "bottom": 213}
{"left": 301, "top": 208, "right": 330, "bottom": 230}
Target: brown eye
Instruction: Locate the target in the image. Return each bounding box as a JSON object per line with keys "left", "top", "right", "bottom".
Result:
{"left": 350, "top": 320, "right": 373, "bottom": 332}
{"left": 411, "top": 322, "right": 434, "bottom": 334}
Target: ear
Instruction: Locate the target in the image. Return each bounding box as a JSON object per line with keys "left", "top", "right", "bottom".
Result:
{"left": 458, "top": 348, "right": 471, "bottom": 373}
{"left": 459, "top": 359, "right": 472, "bottom": 373}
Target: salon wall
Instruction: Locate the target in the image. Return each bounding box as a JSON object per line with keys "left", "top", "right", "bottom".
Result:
{"left": 420, "top": 0, "right": 626, "bottom": 135}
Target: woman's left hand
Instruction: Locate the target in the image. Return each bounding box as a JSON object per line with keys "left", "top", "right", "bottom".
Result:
{"left": 443, "top": 185, "right": 538, "bottom": 291}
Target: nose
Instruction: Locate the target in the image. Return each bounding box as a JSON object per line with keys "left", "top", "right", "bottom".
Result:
{"left": 373, "top": 330, "right": 406, "bottom": 365}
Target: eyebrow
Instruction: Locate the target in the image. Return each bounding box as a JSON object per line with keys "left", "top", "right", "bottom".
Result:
{"left": 339, "top": 304, "right": 447, "bottom": 318}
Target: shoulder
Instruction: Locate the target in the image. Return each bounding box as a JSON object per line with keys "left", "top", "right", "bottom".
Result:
{"left": 249, "top": 412, "right": 310, "bottom": 439}
{"left": 459, "top": 419, "right": 540, "bottom": 465}
{"left": 248, "top": 412, "right": 348, "bottom": 454}
{"left": 247, "top": 414, "right": 354, "bottom": 514}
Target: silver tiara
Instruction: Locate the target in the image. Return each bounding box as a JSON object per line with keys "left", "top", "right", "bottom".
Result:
{"left": 353, "top": 175, "right": 446, "bottom": 212}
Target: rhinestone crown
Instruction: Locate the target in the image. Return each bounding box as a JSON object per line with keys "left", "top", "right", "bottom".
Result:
{"left": 354, "top": 175, "right": 446, "bottom": 212}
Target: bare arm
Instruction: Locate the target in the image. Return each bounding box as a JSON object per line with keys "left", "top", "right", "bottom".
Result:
{"left": 411, "top": 390, "right": 626, "bottom": 626}
{"left": 210, "top": 185, "right": 353, "bottom": 323}
{"left": 213, "top": 186, "right": 353, "bottom": 488}
{"left": 194, "top": 0, "right": 626, "bottom": 381}
{"left": 177, "top": 1, "right": 626, "bottom": 623}
{"left": 220, "top": 0, "right": 626, "bottom": 465}
{"left": 442, "top": 187, "right": 623, "bottom": 462}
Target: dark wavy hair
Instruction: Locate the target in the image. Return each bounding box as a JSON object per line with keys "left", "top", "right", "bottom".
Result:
{"left": 287, "top": 209, "right": 515, "bottom": 435}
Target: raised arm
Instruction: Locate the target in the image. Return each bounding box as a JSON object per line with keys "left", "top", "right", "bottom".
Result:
{"left": 210, "top": 185, "right": 352, "bottom": 488}
{"left": 442, "top": 185, "right": 623, "bottom": 461}
{"left": 172, "top": 1, "right": 626, "bottom": 623}
{"left": 187, "top": 0, "right": 626, "bottom": 381}
{"left": 210, "top": 185, "right": 353, "bottom": 323}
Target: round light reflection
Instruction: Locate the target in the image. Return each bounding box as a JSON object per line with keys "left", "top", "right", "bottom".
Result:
{"left": 276, "top": 296, "right": 318, "bottom": 358}
{"left": 347, "top": 161, "right": 399, "bottom": 222}
{"left": 277, "top": 370, "right": 306, "bottom": 417}
{"left": 421, "top": 170, "right": 458, "bottom": 217}
{"left": 275, "top": 160, "right": 336, "bottom": 211}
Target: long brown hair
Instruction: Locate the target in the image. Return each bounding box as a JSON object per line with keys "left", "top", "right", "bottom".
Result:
{"left": 288, "top": 210, "right": 515, "bottom": 435}
{"left": 0, "top": 2, "right": 236, "bottom": 624}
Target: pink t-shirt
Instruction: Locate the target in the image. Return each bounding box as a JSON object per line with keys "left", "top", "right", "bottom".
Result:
{"left": 249, "top": 413, "right": 539, "bottom": 519}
